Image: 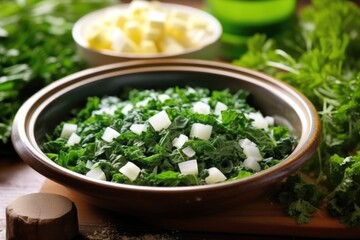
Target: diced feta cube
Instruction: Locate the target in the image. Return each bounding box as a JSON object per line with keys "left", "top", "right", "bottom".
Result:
{"left": 119, "top": 161, "right": 141, "bottom": 182}
{"left": 66, "top": 133, "right": 81, "bottom": 146}
{"left": 192, "top": 101, "right": 210, "bottom": 115}
{"left": 172, "top": 134, "right": 189, "bottom": 149}
{"left": 148, "top": 110, "right": 172, "bottom": 131}
{"left": 243, "top": 158, "right": 261, "bottom": 172}
{"left": 158, "top": 94, "right": 170, "bottom": 103}
{"left": 205, "top": 167, "right": 227, "bottom": 184}
{"left": 243, "top": 145, "right": 263, "bottom": 161}
{"left": 265, "top": 116, "right": 275, "bottom": 126}
{"left": 214, "top": 101, "right": 228, "bottom": 115}
{"left": 86, "top": 168, "right": 106, "bottom": 181}
{"left": 121, "top": 104, "right": 133, "bottom": 114}
{"left": 178, "top": 159, "right": 198, "bottom": 175}
{"left": 190, "top": 123, "right": 212, "bottom": 140}
{"left": 238, "top": 138, "right": 256, "bottom": 148}
{"left": 101, "top": 127, "right": 120, "bottom": 142}
{"left": 130, "top": 124, "right": 147, "bottom": 135}
{"left": 182, "top": 146, "right": 196, "bottom": 157}
{"left": 60, "top": 123, "right": 77, "bottom": 139}
{"left": 246, "top": 112, "right": 268, "bottom": 129}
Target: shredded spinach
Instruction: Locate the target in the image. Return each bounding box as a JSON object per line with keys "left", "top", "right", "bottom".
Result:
{"left": 42, "top": 87, "right": 297, "bottom": 186}
{"left": 233, "top": 0, "right": 360, "bottom": 226}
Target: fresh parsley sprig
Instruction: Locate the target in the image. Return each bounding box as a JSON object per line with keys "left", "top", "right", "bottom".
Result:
{"left": 234, "top": 0, "right": 360, "bottom": 226}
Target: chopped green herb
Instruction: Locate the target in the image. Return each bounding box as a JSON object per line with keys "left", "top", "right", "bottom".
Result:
{"left": 0, "top": 0, "right": 118, "bottom": 147}
{"left": 41, "top": 87, "right": 297, "bottom": 186}
{"left": 234, "top": 0, "right": 360, "bottom": 226}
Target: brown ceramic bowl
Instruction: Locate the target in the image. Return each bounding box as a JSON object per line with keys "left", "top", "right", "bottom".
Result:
{"left": 72, "top": 3, "right": 222, "bottom": 66}
{"left": 11, "top": 59, "right": 320, "bottom": 216}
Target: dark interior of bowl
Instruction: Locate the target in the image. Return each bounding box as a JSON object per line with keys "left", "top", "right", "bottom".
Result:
{"left": 35, "top": 70, "right": 301, "bottom": 144}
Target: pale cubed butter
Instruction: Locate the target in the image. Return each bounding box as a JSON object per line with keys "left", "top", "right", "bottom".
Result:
{"left": 115, "top": 13, "right": 127, "bottom": 28}
{"left": 128, "top": 0, "right": 150, "bottom": 16}
{"left": 160, "top": 36, "right": 184, "bottom": 54}
{"left": 188, "top": 16, "right": 208, "bottom": 30}
{"left": 142, "top": 26, "right": 163, "bottom": 42}
{"left": 187, "top": 29, "right": 207, "bottom": 47}
{"left": 87, "top": 26, "right": 113, "bottom": 50}
{"left": 124, "top": 20, "right": 142, "bottom": 44}
{"left": 147, "top": 10, "right": 166, "bottom": 30}
{"left": 139, "top": 40, "right": 158, "bottom": 54}
{"left": 166, "top": 18, "right": 189, "bottom": 46}
{"left": 112, "top": 28, "right": 138, "bottom": 53}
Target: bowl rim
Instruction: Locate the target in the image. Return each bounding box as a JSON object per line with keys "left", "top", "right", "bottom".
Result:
{"left": 72, "top": 3, "right": 223, "bottom": 59}
{"left": 11, "top": 59, "right": 320, "bottom": 194}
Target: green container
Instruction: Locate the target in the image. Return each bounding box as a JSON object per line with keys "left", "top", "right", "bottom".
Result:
{"left": 206, "top": 0, "right": 297, "bottom": 60}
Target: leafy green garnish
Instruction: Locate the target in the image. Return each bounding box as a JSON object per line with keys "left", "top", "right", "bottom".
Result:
{"left": 0, "top": 0, "right": 117, "bottom": 146}
{"left": 42, "top": 87, "right": 297, "bottom": 186}
{"left": 328, "top": 153, "right": 360, "bottom": 227}
{"left": 277, "top": 175, "right": 326, "bottom": 224}
{"left": 233, "top": 0, "right": 360, "bottom": 226}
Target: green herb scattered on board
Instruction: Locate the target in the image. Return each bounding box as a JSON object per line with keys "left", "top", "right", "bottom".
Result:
{"left": 234, "top": 0, "right": 360, "bottom": 227}
{"left": 41, "top": 87, "right": 297, "bottom": 186}
{"left": 0, "top": 0, "right": 118, "bottom": 148}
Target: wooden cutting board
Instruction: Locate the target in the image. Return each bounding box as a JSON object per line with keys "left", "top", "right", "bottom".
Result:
{"left": 40, "top": 179, "right": 360, "bottom": 239}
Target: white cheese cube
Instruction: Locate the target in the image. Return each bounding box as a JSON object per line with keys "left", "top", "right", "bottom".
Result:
{"left": 86, "top": 168, "right": 106, "bottom": 181}
{"left": 60, "top": 123, "right": 77, "bottom": 139}
{"left": 192, "top": 101, "right": 210, "bottom": 115}
{"left": 119, "top": 161, "right": 141, "bottom": 182}
{"left": 121, "top": 104, "right": 133, "bottom": 115}
{"left": 205, "top": 167, "right": 227, "bottom": 184}
{"left": 172, "top": 134, "right": 189, "bottom": 149}
{"left": 265, "top": 116, "right": 275, "bottom": 126}
{"left": 190, "top": 123, "right": 212, "bottom": 140}
{"left": 182, "top": 146, "right": 196, "bottom": 157}
{"left": 130, "top": 124, "right": 147, "bottom": 135}
{"left": 66, "top": 133, "right": 81, "bottom": 146}
{"left": 243, "top": 158, "right": 261, "bottom": 172}
{"left": 101, "top": 127, "right": 120, "bottom": 142}
{"left": 158, "top": 94, "right": 170, "bottom": 103}
{"left": 148, "top": 110, "right": 172, "bottom": 131}
{"left": 238, "top": 138, "right": 256, "bottom": 148}
{"left": 243, "top": 145, "right": 263, "bottom": 161}
{"left": 135, "top": 98, "right": 149, "bottom": 107}
{"left": 246, "top": 112, "right": 269, "bottom": 129}
{"left": 178, "top": 159, "right": 198, "bottom": 175}
{"left": 214, "top": 101, "right": 228, "bottom": 115}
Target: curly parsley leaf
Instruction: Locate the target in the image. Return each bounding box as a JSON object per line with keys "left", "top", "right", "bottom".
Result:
{"left": 277, "top": 175, "right": 326, "bottom": 224}
{"left": 233, "top": 0, "right": 360, "bottom": 226}
{"left": 0, "top": 0, "right": 118, "bottom": 146}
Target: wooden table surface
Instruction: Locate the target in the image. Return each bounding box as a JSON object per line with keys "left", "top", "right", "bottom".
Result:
{"left": 1, "top": 0, "right": 360, "bottom": 239}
